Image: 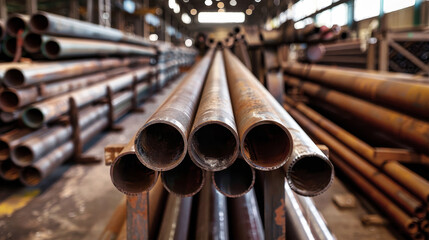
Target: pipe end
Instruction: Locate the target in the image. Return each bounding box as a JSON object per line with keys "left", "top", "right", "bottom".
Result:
{"left": 43, "top": 40, "right": 60, "bottom": 59}
{"left": 0, "top": 90, "right": 20, "bottom": 112}
{"left": 11, "top": 145, "right": 34, "bottom": 167}
{"left": 23, "top": 33, "right": 42, "bottom": 53}
{"left": 4, "top": 68, "right": 25, "bottom": 87}
{"left": 213, "top": 159, "right": 255, "bottom": 198}
{"left": 22, "top": 107, "right": 44, "bottom": 129}
{"left": 20, "top": 166, "right": 42, "bottom": 186}
{"left": 29, "top": 13, "right": 49, "bottom": 33}
{"left": 6, "top": 16, "right": 26, "bottom": 37}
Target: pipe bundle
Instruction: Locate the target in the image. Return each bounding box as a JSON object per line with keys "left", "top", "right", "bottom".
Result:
{"left": 283, "top": 64, "right": 429, "bottom": 238}
{"left": 110, "top": 47, "right": 334, "bottom": 201}
{"left": 0, "top": 12, "right": 197, "bottom": 186}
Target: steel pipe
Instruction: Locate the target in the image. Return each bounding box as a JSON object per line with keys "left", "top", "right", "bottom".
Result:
{"left": 5, "top": 14, "right": 29, "bottom": 37}
{"left": 196, "top": 175, "right": 229, "bottom": 239}
{"left": 330, "top": 153, "right": 419, "bottom": 236}
{"left": 134, "top": 49, "right": 213, "bottom": 171}
{"left": 284, "top": 103, "right": 426, "bottom": 219}
{"left": 23, "top": 33, "right": 42, "bottom": 53}
{"left": 212, "top": 158, "right": 255, "bottom": 198}
{"left": 286, "top": 96, "right": 429, "bottom": 203}
{"left": 285, "top": 76, "right": 429, "bottom": 153}
{"left": 0, "top": 87, "right": 38, "bottom": 112}
{"left": 99, "top": 197, "right": 126, "bottom": 240}
{"left": 188, "top": 50, "right": 239, "bottom": 171}
{"left": 223, "top": 49, "right": 292, "bottom": 171}
{"left": 228, "top": 189, "right": 265, "bottom": 240}
{"left": 0, "top": 159, "right": 21, "bottom": 181}
{"left": 161, "top": 155, "right": 205, "bottom": 197}
{"left": 157, "top": 194, "right": 193, "bottom": 240}
{"left": 2, "top": 36, "right": 18, "bottom": 58}
{"left": 110, "top": 135, "right": 159, "bottom": 195}
{"left": 0, "top": 128, "right": 34, "bottom": 161}
{"left": 41, "top": 36, "right": 156, "bottom": 59}
{"left": 283, "top": 63, "right": 429, "bottom": 118}
{"left": 148, "top": 177, "right": 167, "bottom": 239}
{"left": 3, "top": 58, "right": 126, "bottom": 87}
{"left": 22, "top": 66, "right": 153, "bottom": 128}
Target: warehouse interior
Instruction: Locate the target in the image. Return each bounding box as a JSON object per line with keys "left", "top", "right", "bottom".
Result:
{"left": 0, "top": 0, "right": 428, "bottom": 239}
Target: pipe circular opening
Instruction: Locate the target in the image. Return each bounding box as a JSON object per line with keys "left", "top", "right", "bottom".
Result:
{"left": 5, "top": 38, "right": 17, "bottom": 55}
{"left": 30, "top": 14, "right": 49, "bottom": 33}
{"left": 242, "top": 123, "right": 291, "bottom": 170}
{"left": 24, "top": 33, "right": 42, "bottom": 53}
{"left": 44, "top": 41, "right": 60, "bottom": 59}
{"left": 111, "top": 154, "right": 157, "bottom": 194}
{"left": 288, "top": 156, "right": 334, "bottom": 196}
{"left": 190, "top": 124, "right": 238, "bottom": 171}
{"left": 4, "top": 68, "right": 25, "bottom": 87}
{"left": 6, "top": 17, "right": 26, "bottom": 36}
{"left": 162, "top": 156, "right": 204, "bottom": 197}
{"left": 0, "top": 160, "right": 20, "bottom": 180}
{"left": 213, "top": 159, "right": 254, "bottom": 198}
{"left": 136, "top": 123, "right": 185, "bottom": 170}
{"left": 20, "top": 167, "right": 42, "bottom": 186}
{"left": 12, "top": 145, "right": 34, "bottom": 166}
{"left": 0, "top": 90, "right": 20, "bottom": 111}
{"left": 0, "top": 141, "right": 10, "bottom": 160}
{"left": 22, "top": 108, "right": 44, "bottom": 128}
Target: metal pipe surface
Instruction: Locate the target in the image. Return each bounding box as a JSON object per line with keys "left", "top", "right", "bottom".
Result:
{"left": 223, "top": 49, "right": 292, "bottom": 171}
{"left": 188, "top": 50, "right": 239, "bottom": 171}
{"left": 0, "top": 128, "right": 35, "bottom": 161}
{"left": 0, "top": 20, "right": 5, "bottom": 40}
{"left": 5, "top": 14, "right": 29, "bottom": 37}
{"left": 284, "top": 103, "right": 426, "bottom": 219}
{"left": 228, "top": 189, "right": 265, "bottom": 240}
{"left": 283, "top": 63, "right": 429, "bottom": 118}
{"left": 134, "top": 49, "right": 213, "bottom": 171}
{"left": 196, "top": 175, "right": 229, "bottom": 240}
{"left": 330, "top": 153, "right": 419, "bottom": 236}
{"left": 212, "top": 158, "right": 255, "bottom": 198}
{"left": 157, "top": 194, "right": 193, "bottom": 240}
{"left": 23, "top": 33, "right": 42, "bottom": 53}
{"left": 285, "top": 76, "right": 429, "bottom": 153}
{"left": 0, "top": 159, "right": 21, "bottom": 181}
{"left": 110, "top": 135, "right": 159, "bottom": 195}
{"left": 149, "top": 177, "right": 167, "bottom": 239}
{"left": 161, "top": 154, "right": 205, "bottom": 197}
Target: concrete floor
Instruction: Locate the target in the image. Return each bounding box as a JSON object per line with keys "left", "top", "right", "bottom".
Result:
{"left": 0, "top": 75, "right": 399, "bottom": 240}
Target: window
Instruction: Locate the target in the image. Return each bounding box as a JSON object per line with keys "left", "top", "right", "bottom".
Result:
{"left": 383, "top": 0, "right": 415, "bottom": 13}
{"left": 293, "top": 0, "right": 317, "bottom": 21}
{"left": 316, "top": 9, "right": 332, "bottom": 27}
{"left": 317, "top": 0, "right": 332, "bottom": 10}
{"left": 331, "top": 3, "right": 348, "bottom": 26}
{"left": 354, "top": 0, "right": 380, "bottom": 21}
{"left": 295, "top": 17, "right": 314, "bottom": 29}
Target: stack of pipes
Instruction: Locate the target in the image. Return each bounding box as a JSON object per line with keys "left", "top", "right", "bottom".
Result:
{"left": 0, "top": 12, "right": 197, "bottom": 186}
{"left": 108, "top": 47, "right": 336, "bottom": 238}
{"left": 283, "top": 62, "right": 429, "bottom": 238}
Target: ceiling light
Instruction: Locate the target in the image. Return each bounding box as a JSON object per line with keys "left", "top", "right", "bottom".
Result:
{"left": 246, "top": 9, "right": 253, "bottom": 15}
{"left": 255, "top": 0, "right": 261, "bottom": 2}
{"left": 168, "top": 0, "right": 175, "bottom": 9}
{"left": 218, "top": 8, "right": 225, "bottom": 12}
{"left": 230, "top": 0, "right": 237, "bottom": 6}
{"left": 205, "top": 0, "right": 213, "bottom": 6}
{"left": 190, "top": 8, "right": 197, "bottom": 15}
{"left": 185, "top": 39, "right": 193, "bottom": 47}
{"left": 173, "top": 4, "right": 180, "bottom": 13}
{"left": 198, "top": 12, "right": 245, "bottom": 23}
{"left": 181, "top": 13, "right": 191, "bottom": 24}
{"left": 183, "top": 0, "right": 189, "bottom": 2}
{"left": 149, "top": 34, "right": 158, "bottom": 41}
{"left": 217, "top": 2, "right": 224, "bottom": 8}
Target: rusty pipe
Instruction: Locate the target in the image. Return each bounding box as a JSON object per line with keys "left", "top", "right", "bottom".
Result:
{"left": 286, "top": 96, "right": 429, "bottom": 203}
{"left": 41, "top": 36, "right": 156, "bottom": 59}
{"left": 0, "top": 87, "right": 38, "bottom": 112}
{"left": 421, "top": 220, "right": 429, "bottom": 233}
{"left": 134, "top": 49, "right": 213, "bottom": 171}
{"left": 22, "top": 66, "right": 153, "bottom": 128}
{"left": 19, "top": 117, "right": 109, "bottom": 186}
{"left": 99, "top": 197, "right": 126, "bottom": 240}
{"left": 157, "top": 194, "right": 193, "bottom": 240}
{"left": 0, "top": 159, "right": 21, "bottom": 181}
{"left": 5, "top": 14, "right": 29, "bottom": 37}
{"left": 228, "top": 189, "right": 265, "bottom": 240}
{"left": 0, "top": 111, "right": 21, "bottom": 123}
{"left": 223, "top": 49, "right": 292, "bottom": 171}
{"left": 196, "top": 174, "right": 229, "bottom": 239}
{"left": 283, "top": 63, "right": 429, "bottom": 118}
{"left": 110, "top": 135, "right": 159, "bottom": 195}
{"left": 212, "top": 158, "right": 255, "bottom": 198}
{"left": 284, "top": 103, "right": 426, "bottom": 219}
{"left": 330, "top": 153, "right": 419, "bottom": 236}
{"left": 3, "top": 58, "right": 126, "bottom": 87}
{"left": 23, "top": 33, "right": 42, "bottom": 53}
{"left": 188, "top": 50, "right": 239, "bottom": 171}
{"left": 0, "top": 20, "right": 5, "bottom": 40}
{"left": 284, "top": 76, "right": 429, "bottom": 152}
{"left": 161, "top": 155, "right": 205, "bottom": 197}
{"left": 148, "top": 177, "right": 167, "bottom": 239}
{"left": 2, "top": 36, "right": 18, "bottom": 58}
{"left": 0, "top": 128, "right": 35, "bottom": 161}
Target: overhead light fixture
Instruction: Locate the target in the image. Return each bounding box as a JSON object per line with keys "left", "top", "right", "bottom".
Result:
{"left": 149, "top": 34, "right": 158, "bottom": 41}
{"left": 218, "top": 8, "right": 225, "bottom": 12}
{"left": 183, "top": 0, "right": 189, "bottom": 2}
{"left": 255, "top": 0, "right": 261, "bottom": 2}
{"left": 190, "top": 8, "right": 197, "bottom": 15}
{"left": 173, "top": 4, "right": 180, "bottom": 13}
{"left": 217, "top": 2, "right": 224, "bottom": 8}
{"left": 246, "top": 9, "right": 253, "bottom": 15}
{"left": 181, "top": 13, "right": 191, "bottom": 24}
{"left": 198, "top": 12, "right": 245, "bottom": 23}
{"left": 185, "top": 39, "right": 193, "bottom": 47}
{"left": 205, "top": 0, "right": 213, "bottom": 6}
{"left": 230, "top": 0, "right": 237, "bottom": 6}
{"left": 168, "top": 0, "right": 175, "bottom": 8}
